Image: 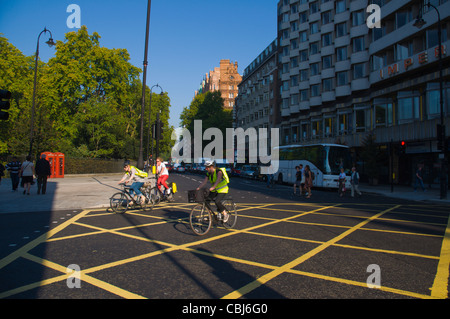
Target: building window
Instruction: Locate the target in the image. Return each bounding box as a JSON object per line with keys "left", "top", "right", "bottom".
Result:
{"left": 353, "top": 63, "right": 366, "bottom": 79}
{"left": 322, "top": 33, "right": 332, "bottom": 47}
{"left": 397, "top": 91, "right": 420, "bottom": 122}
{"left": 427, "top": 89, "right": 441, "bottom": 116}
{"left": 310, "top": 63, "right": 320, "bottom": 76}
{"left": 300, "top": 89, "right": 308, "bottom": 101}
{"left": 300, "top": 69, "right": 309, "bottom": 81}
{"left": 291, "top": 75, "right": 299, "bottom": 87}
{"left": 310, "top": 42, "right": 320, "bottom": 55}
{"left": 324, "top": 117, "right": 334, "bottom": 136}
{"left": 323, "top": 78, "right": 333, "bottom": 92}
{"left": 310, "top": 22, "right": 319, "bottom": 34}
{"left": 312, "top": 119, "right": 323, "bottom": 138}
{"left": 353, "top": 36, "right": 365, "bottom": 52}
{"left": 311, "top": 84, "right": 320, "bottom": 97}
{"left": 299, "top": 49, "right": 308, "bottom": 62}
{"left": 291, "top": 94, "right": 299, "bottom": 106}
{"left": 310, "top": 1, "right": 319, "bottom": 14}
{"left": 352, "top": 10, "right": 365, "bottom": 26}
{"left": 338, "top": 112, "right": 352, "bottom": 135}
{"left": 336, "top": 0, "right": 346, "bottom": 14}
{"left": 336, "top": 71, "right": 348, "bottom": 86}
{"left": 300, "top": 30, "right": 308, "bottom": 42}
{"left": 282, "top": 98, "right": 290, "bottom": 109}
{"left": 301, "top": 122, "right": 310, "bottom": 140}
{"left": 299, "top": 11, "right": 308, "bottom": 24}
{"left": 374, "top": 103, "right": 393, "bottom": 127}
{"left": 336, "top": 46, "right": 347, "bottom": 61}
{"left": 322, "top": 11, "right": 332, "bottom": 25}
{"left": 355, "top": 106, "right": 371, "bottom": 132}
{"left": 336, "top": 22, "right": 347, "bottom": 38}
{"left": 322, "top": 55, "right": 332, "bottom": 69}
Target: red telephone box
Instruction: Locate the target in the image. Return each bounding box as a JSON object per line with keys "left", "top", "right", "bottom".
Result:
{"left": 41, "top": 152, "right": 65, "bottom": 178}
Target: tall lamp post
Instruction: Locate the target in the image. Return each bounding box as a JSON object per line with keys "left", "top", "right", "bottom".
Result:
{"left": 138, "top": 0, "right": 152, "bottom": 170}
{"left": 413, "top": 1, "right": 447, "bottom": 199}
{"left": 29, "top": 27, "right": 56, "bottom": 157}
{"left": 146, "top": 83, "right": 164, "bottom": 167}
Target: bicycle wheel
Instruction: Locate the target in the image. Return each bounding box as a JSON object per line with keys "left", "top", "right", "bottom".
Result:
{"left": 149, "top": 187, "right": 161, "bottom": 205}
{"left": 189, "top": 204, "right": 212, "bottom": 236}
{"left": 110, "top": 192, "right": 129, "bottom": 214}
{"left": 140, "top": 189, "right": 154, "bottom": 212}
{"left": 222, "top": 199, "right": 237, "bottom": 229}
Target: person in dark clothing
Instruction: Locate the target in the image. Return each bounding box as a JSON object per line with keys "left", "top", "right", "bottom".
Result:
{"left": 35, "top": 154, "right": 51, "bottom": 194}
{"left": 6, "top": 157, "right": 21, "bottom": 191}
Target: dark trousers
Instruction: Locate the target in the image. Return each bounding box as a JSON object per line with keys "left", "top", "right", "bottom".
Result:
{"left": 37, "top": 175, "right": 48, "bottom": 194}
{"left": 11, "top": 173, "right": 20, "bottom": 190}
{"left": 206, "top": 192, "right": 227, "bottom": 212}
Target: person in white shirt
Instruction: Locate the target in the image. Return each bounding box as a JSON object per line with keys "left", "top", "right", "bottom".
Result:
{"left": 20, "top": 155, "right": 35, "bottom": 195}
{"left": 156, "top": 157, "right": 170, "bottom": 194}
{"left": 338, "top": 167, "right": 346, "bottom": 197}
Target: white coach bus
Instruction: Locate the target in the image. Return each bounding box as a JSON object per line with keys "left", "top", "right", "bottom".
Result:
{"left": 274, "top": 144, "right": 352, "bottom": 189}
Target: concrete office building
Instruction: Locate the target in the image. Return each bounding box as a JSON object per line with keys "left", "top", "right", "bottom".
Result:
{"left": 273, "top": 0, "right": 450, "bottom": 185}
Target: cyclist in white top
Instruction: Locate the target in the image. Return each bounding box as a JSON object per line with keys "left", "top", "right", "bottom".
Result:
{"left": 156, "top": 157, "right": 170, "bottom": 193}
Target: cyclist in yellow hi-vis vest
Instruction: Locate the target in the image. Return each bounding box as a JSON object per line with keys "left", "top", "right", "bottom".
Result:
{"left": 118, "top": 160, "right": 148, "bottom": 204}
{"left": 197, "top": 160, "right": 230, "bottom": 222}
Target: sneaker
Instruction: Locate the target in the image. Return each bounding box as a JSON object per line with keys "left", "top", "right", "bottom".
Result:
{"left": 222, "top": 212, "right": 229, "bottom": 223}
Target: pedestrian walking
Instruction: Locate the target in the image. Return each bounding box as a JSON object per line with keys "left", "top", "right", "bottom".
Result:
{"left": 338, "top": 167, "right": 346, "bottom": 197}
{"left": 299, "top": 164, "right": 305, "bottom": 195}
{"left": 293, "top": 166, "right": 302, "bottom": 196}
{"left": 414, "top": 165, "right": 426, "bottom": 192}
{"left": 304, "top": 165, "right": 313, "bottom": 198}
{"left": 0, "top": 161, "right": 4, "bottom": 185}
{"left": 6, "top": 157, "right": 21, "bottom": 191}
{"left": 350, "top": 166, "right": 362, "bottom": 197}
{"left": 35, "top": 153, "right": 51, "bottom": 194}
{"left": 19, "top": 155, "right": 35, "bottom": 195}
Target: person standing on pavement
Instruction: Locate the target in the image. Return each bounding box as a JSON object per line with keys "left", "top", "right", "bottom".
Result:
{"left": 414, "top": 165, "right": 426, "bottom": 192}
{"left": 304, "top": 165, "right": 313, "bottom": 199}
{"left": 293, "top": 166, "right": 302, "bottom": 196}
{"left": 35, "top": 154, "right": 51, "bottom": 194}
{"left": 20, "top": 155, "right": 35, "bottom": 195}
{"left": 350, "top": 166, "right": 362, "bottom": 197}
{"left": 0, "top": 161, "right": 4, "bottom": 185}
{"left": 338, "top": 167, "right": 346, "bottom": 197}
{"left": 6, "top": 157, "right": 21, "bottom": 191}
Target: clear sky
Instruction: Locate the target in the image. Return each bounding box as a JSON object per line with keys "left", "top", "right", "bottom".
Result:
{"left": 0, "top": 0, "right": 277, "bottom": 128}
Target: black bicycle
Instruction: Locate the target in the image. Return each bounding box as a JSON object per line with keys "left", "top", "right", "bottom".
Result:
{"left": 188, "top": 189, "right": 237, "bottom": 236}
{"left": 110, "top": 183, "right": 154, "bottom": 214}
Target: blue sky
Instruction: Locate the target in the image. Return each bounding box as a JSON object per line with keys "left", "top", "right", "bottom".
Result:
{"left": 0, "top": 0, "right": 277, "bottom": 128}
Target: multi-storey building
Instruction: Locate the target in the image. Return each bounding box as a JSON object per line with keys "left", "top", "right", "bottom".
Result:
{"left": 196, "top": 59, "right": 242, "bottom": 111}
{"left": 235, "top": 40, "right": 278, "bottom": 131}
{"left": 271, "top": 0, "right": 450, "bottom": 185}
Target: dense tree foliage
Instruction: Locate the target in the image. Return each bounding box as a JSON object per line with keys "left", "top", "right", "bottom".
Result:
{"left": 0, "top": 26, "right": 173, "bottom": 160}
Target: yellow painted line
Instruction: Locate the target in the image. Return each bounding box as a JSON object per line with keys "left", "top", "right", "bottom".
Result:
{"left": 431, "top": 214, "right": 450, "bottom": 299}
{"left": 222, "top": 204, "right": 401, "bottom": 299}
{"left": 0, "top": 209, "right": 92, "bottom": 271}
{"left": 286, "top": 268, "right": 434, "bottom": 299}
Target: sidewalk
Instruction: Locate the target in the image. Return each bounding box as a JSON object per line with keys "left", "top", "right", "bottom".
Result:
{"left": 358, "top": 182, "right": 450, "bottom": 204}
{"left": 0, "top": 174, "right": 449, "bottom": 214}
{"left": 0, "top": 174, "right": 123, "bottom": 214}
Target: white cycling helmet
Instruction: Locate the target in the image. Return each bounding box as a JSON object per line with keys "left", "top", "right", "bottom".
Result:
{"left": 204, "top": 160, "right": 215, "bottom": 167}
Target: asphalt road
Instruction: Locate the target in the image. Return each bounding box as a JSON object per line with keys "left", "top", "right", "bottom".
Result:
{"left": 0, "top": 172, "right": 449, "bottom": 304}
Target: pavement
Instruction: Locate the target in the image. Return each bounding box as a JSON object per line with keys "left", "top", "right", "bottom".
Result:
{"left": 0, "top": 173, "right": 449, "bottom": 214}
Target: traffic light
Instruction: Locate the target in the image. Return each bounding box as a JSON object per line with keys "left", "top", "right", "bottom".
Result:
{"left": 400, "top": 140, "right": 406, "bottom": 153}
{"left": 0, "top": 90, "right": 11, "bottom": 121}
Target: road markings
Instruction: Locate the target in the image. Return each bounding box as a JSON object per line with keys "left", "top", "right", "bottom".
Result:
{"left": 431, "top": 214, "right": 450, "bottom": 299}
{"left": 222, "top": 204, "right": 401, "bottom": 299}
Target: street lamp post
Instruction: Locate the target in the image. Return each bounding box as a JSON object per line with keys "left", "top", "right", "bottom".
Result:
{"left": 138, "top": 0, "right": 152, "bottom": 170}
{"left": 29, "top": 27, "right": 55, "bottom": 157}
{"left": 146, "top": 83, "right": 164, "bottom": 168}
{"left": 414, "top": 1, "right": 447, "bottom": 199}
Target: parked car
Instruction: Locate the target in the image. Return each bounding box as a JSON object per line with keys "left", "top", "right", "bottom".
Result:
{"left": 231, "top": 164, "right": 243, "bottom": 177}
{"left": 176, "top": 166, "right": 185, "bottom": 173}
{"left": 240, "top": 165, "right": 259, "bottom": 179}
